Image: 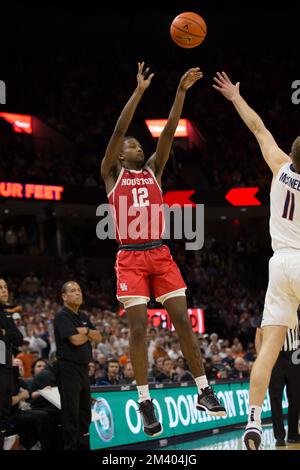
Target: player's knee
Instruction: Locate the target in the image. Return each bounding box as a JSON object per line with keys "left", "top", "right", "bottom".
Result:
{"left": 258, "top": 347, "right": 279, "bottom": 369}
{"left": 171, "top": 312, "right": 190, "bottom": 331}
{"left": 130, "top": 319, "right": 147, "bottom": 341}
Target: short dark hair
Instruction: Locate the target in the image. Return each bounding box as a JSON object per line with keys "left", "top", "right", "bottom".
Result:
{"left": 291, "top": 136, "right": 300, "bottom": 170}
{"left": 31, "top": 358, "right": 47, "bottom": 374}
{"left": 163, "top": 358, "right": 173, "bottom": 365}
{"left": 61, "top": 280, "right": 78, "bottom": 294}
{"left": 107, "top": 358, "right": 119, "bottom": 366}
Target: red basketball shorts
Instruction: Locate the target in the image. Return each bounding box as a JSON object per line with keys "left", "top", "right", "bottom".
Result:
{"left": 115, "top": 244, "right": 187, "bottom": 303}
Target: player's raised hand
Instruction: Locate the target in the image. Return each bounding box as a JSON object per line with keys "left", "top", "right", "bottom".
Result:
{"left": 179, "top": 67, "right": 203, "bottom": 91}
{"left": 213, "top": 71, "right": 240, "bottom": 101}
{"left": 136, "top": 62, "right": 155, "bottom": 91}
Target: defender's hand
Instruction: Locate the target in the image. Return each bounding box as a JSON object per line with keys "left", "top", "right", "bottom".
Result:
{"left": 213, "top": 71, "right": 240, "bottom": 101}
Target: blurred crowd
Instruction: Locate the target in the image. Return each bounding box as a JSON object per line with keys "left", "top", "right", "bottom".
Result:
{"left": 3, "top": 294, "right": 256, "bottom": 450}
{"left": 8, "top": 295, "right": 256, "bottom": 389}
{"left": 3, "top": 235, "right": 267, "bottom": 393}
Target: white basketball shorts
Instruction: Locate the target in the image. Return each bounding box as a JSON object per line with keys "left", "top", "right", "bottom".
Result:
{"left": 261, "top": 251, "right": 300, "bottom": 329}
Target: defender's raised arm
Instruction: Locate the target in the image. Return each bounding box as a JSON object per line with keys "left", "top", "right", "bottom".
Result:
{"left": 213, "top": 71, "right": 290, "bottom": 176}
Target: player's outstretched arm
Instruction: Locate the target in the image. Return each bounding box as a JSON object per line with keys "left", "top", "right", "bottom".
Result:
{"left": 213, "top": 71, "right": 290, "bottom": 176}
{"left": 148, "top": 68, "right": 203, "bottom": 180}
{"left": 101, "top": 62, "right": 154, "bottom": 180}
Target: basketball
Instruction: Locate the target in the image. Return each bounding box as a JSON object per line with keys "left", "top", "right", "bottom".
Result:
{"left": 170, "top": 12, "right": 207, "bottom": 49}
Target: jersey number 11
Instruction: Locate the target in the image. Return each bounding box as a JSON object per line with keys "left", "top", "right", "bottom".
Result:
{"left": 282, "top": 190, "right": 295, "bottom": 221}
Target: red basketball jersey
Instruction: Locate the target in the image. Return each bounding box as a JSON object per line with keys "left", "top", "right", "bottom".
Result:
{"left": 108, "top": 165, "right": 165, "bottom": 245}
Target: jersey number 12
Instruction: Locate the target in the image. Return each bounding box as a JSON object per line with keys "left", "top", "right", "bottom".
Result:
{"left": 132, "top": 188, "right": 149, "bottom": 207}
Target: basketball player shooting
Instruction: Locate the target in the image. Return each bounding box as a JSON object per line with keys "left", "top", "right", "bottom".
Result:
{"left": 101, "top": 62, "right": 226, "bottom": 436}
{"left": 213, "top": 71, "right": 300, "bottom": 450}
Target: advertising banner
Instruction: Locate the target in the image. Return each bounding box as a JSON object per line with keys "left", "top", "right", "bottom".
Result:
{"left": 90, "top": 381, "right": 288, "bottom": 449}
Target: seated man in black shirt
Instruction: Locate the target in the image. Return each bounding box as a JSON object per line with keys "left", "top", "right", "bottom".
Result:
{"left": 54, "top": 281, "right": 102, "bottom": 450}
{"left": 9, "top": 359, "right": 60, "bottom": 450}
{"left": 0, "top": 278, "right": 23, "bottom": 449}
{"left": 29, "top": 358, "right": 62, "bottom": 449}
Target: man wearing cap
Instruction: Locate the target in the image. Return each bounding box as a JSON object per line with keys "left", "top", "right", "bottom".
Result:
{"left": 0, "top": 278, "right": 24, "bottom": 449}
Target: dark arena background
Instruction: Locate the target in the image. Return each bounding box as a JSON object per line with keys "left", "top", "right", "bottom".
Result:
{"left": 1, "top": 0, "right": 300, "bottom": 460}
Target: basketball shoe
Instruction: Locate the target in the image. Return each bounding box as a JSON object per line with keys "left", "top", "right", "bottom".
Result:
{"left": 138, "top": 399, "right": 163, "bottom": 437}
{"left": 196, "top": 386, "right": 227, "bottom": 416}
{"left": 243, "top": 421, "right": 262, "bottom": 450}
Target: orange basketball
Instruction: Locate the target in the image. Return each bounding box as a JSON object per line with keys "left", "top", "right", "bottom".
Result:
{"left": 170, "top": 12, "right": 207, "bottom": 49}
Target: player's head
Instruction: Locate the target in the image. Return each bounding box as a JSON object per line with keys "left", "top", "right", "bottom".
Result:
{"left": 61, "top": 280, "right": 83, "bottom": 307}
{"left": 0, "top": 278, "right": 8, "bottom": 304}
{"left": 119, "top": 136, "right": 145, "bottom": 168}
{"left": 291, "top": 136, "right": 300, "bottom": 172}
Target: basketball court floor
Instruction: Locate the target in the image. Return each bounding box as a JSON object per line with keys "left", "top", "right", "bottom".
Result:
{"left": 158, "top": 422, "right": 300, "bottom": 450}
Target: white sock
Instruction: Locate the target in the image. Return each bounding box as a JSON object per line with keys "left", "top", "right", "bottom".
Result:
{"left": 137, "top": 385, "right": 151, "bottom": 403}
{"left": 248, "top": 405, "right": 262, "bottom": 425}
{"left": 195, "top": 375, "right": 209, "bottom": 394}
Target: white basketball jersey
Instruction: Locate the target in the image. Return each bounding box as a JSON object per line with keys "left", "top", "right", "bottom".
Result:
{"left": 270, "top": 162, "right": 300, "bottom": 251}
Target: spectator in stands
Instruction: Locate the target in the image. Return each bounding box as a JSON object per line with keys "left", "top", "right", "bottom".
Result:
{"left": 173, "top": 364, "right": 193, "bottom": 383}
{"left": 232, "top": 343, "right": 245, "bottom": 359}
{"left": 151, "top": 356, "right": 165, "bottom": 381}
{"left": 16, "top": 340, "right": 34, "bottom": 379}
{"left": 222, "top": 348, "right": 235, "bottom": 368}
{"left": 96, "top": 333, "right": 116, "bottom": 357}
{"left": 24, "top": 325, "right": 47, "bottom": 357}
{"left": 243, "top": 342, "right": 256, "bottom": 362}
{"left": 9, "top": 359, "right": 36, "bottom": 449}
{"left": 96, "top": 352, "right": 107, "bottom": 370}
{"left": 230, "top": 357, "right": 250, "bottom": 379}
{"left": 12, "top": 312, "right": 26, "bottom": 337}
{"left": 121, "top": 361, "right": 135, "bottom": 385}
{"left": 119, "top": 328, "right": 130, "bottom": 349}
{"left": 119, "top": 345, "right": 130, "bottom": 367}
{"left": 31, "top": 358, "right": 47, "bottom": 377}
{"left": 168, "top": 341, "right": 183, "bottom": 362}
{"left": 28, "top": 358, "right": 61, "bottom": 449}
{"left": 155, "top": 358, "right": 175, "bottom": 383}
{"left": 208, "top": 354, "right": 230, "bottom": 380}
{"left": 96, "top": 358, "right": 120, "bottom": 385}
{"left": 152, "top": 337, "right": 168, "bottom": 362}
{"left": 88, "top": 362, "right": 96, "bottom": 385}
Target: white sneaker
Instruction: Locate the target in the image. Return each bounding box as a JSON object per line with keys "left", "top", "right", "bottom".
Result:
{"left": 243, "top": 421, "right": 262, "bottom": 450}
